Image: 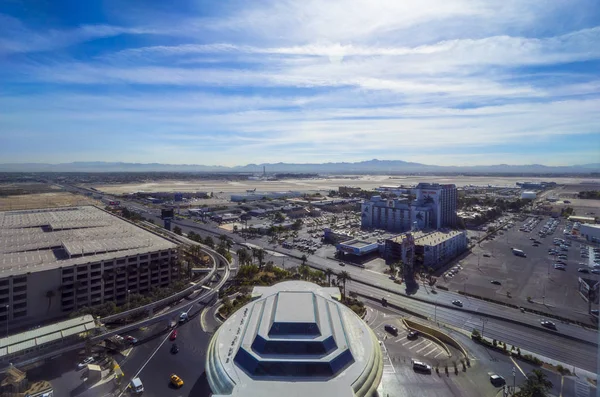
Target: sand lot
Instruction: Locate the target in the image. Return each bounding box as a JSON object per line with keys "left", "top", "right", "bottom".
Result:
{"left": 0, "top": 192, "right": 100, "bottom": 211}
{"left": 86, "top": 175, "right": 600, "bottom": 195}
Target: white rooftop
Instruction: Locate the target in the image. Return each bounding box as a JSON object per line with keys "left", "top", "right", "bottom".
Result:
{"left": 0, "top": 315, "right": 96, "bottom": 358}
{"left": 0, "top": 206, "right": 177, "bottom": 277}
{"left": 206, "top": 281, "right": 383, "bottom": 397}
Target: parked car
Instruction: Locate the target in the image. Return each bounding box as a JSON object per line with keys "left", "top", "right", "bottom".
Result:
{"left": 490, "top": 280, "right": 501, "bottom": 285}
{"left": 553, "top": 264, "right": 566, "bottom": 270}
{"left": 171, "top": 343, "right": 179, "bottom": 354}
{"left": 407, "top": 330, "right": 419, "bottom": 339}
{"left": 451, "top": 300, "right": 463, "bottom": 307}
{"left": 170, "top": 329, "right": 178, "bottom": 340}
{"left": 578, "top": 268, "right": 590, "bottom": 273}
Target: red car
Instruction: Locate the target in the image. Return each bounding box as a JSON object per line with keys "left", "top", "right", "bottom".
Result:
{"left": 170, "top": 329, "right": 178, "bottom": 341}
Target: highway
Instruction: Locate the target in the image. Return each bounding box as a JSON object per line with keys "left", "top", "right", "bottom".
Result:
{"left": 353, "top": 282, "right": 599, "bottom": 373}
{"left": 64, "top": 188, "right": 599, "bottom": 373}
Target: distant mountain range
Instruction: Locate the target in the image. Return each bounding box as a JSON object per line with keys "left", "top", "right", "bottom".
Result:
{"left": 0, "top": 160, "right": 598, "bottom": 174}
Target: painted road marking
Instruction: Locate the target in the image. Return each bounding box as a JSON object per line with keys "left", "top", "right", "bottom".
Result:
{"left": 380, "top": 342, "right": 396, "bottom": 374}
{"left": 408, "top": 340, "right": 426, "bottom": 350}
{"left": 402, "top": 340, "right": 413, "bottom": 346}
{"left": 574, "top": 380, "right": 589, "bottom": 397}
{"left": 434, "top": 351, "right": 445, "bottom": 358}
{"left": 416, "top": 341, "right": 433, "bottom": 354}
{"left": 423, "top": 347, "right": 438, "bottom": 357}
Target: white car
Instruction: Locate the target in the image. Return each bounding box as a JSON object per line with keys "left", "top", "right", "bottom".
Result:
{"left": 77, "top": 356, "right": 95, "bottom": 370}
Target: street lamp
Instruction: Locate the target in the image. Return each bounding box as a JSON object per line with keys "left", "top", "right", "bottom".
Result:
{"left": 434, "top": 299, "right": 438, "bottom": 324}
{"left": 512, "top": 367, "right": 516, "bottom": 394}
{"left": 127, "top": 289, "right": 131, "bottom": 310}
{"left": 480, "top": 317, "right": 489, "bottom": 339}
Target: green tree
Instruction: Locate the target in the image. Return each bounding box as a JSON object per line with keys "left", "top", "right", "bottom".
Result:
{"left": 256, "top": 249, "right": 266, "bottom": 268}
{"left": 173, "top": 226, "right": 182, "bottom": 235}
{"left": 519, "top": 369, "right": 553, "bottom": 397}
{"left": 301, "top": 254, "right": 308, "bottom": 266}
{"left": 236, "top": 248, "right": 250, "bottom": 266}
{"left": 337, "top": 271, "right": 351, "bottom": 302}
{"left": 204, "top": 236, "right": 215, "bottom": 248}
{"left": 299, "top": 264, "right": 311, "bottom": 280}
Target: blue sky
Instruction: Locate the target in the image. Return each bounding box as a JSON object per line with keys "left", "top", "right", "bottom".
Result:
{"left": 1, "top": 0, "right": 599, "bottom": 166}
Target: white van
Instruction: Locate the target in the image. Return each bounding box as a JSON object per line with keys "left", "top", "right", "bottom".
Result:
{"left": 130, "top": 377, "right": 144, "bottom": 394}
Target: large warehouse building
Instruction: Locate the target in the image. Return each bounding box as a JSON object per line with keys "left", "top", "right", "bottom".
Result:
{"left": 0, "top": 206, "right": 178, "bottom": 330}
{"left": 205, "top": 281, "right": 383, "bottom": 397}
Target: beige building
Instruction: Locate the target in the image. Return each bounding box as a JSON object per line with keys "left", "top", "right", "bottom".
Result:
{"left": 0, "top": 206, "right": 178, "bottom": 330}
{"left": 385, "top": 230, "right": 467, "bottom": 270}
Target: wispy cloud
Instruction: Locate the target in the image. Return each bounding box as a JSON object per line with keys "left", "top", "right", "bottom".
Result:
{"left": 0, "top": 1, "right": 598, "bottom": 165}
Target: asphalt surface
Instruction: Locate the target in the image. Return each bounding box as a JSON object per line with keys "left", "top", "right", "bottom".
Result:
{"left": 64, "top": 190, "right": 599, "bottom": 373}
{"left": 129, "top": 212, "right": 599, "bottom": 372}
{"left": 354, "top": 282, "right": 598, "bottom": 373}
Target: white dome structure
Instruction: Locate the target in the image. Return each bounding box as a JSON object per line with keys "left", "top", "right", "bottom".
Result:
{"left": 206, "top": 281, "right": 383, "bottom": 397}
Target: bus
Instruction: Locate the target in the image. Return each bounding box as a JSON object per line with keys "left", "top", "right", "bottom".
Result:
{"left": 511, "top": 248, "right": 526, "bottom": 257}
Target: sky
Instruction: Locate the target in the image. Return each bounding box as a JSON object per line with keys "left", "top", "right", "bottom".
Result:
{"left": 1, "top": 0, "right": 599, "bottom": 167}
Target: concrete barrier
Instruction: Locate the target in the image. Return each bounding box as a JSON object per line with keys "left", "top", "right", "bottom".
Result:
{"left": 401, "top": 319, "right": 451, "bottom": 358}
{"left": 404, "top": 318, "right": 468, "bottom": 359}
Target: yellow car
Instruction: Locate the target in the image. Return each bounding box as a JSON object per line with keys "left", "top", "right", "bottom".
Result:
{"left": 170, "top": 374, "right": 184, "bottom": 388}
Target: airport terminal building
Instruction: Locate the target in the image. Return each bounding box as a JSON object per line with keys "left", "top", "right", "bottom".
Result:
{"left": 206, "top": 281, "right": 383, "bottom": 397}
{"left": 0, "top": 206, "right": 178, "bottom": 329}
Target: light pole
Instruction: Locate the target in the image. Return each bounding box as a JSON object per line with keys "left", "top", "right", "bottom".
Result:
{"left": 481, "top": 317, "right": 489, "bottom": 339}
{"left": 127, "top": 289, "right": 131, "bottom": 310}
{"left": 512, "top": 367, "right": 516, "bottom": 395}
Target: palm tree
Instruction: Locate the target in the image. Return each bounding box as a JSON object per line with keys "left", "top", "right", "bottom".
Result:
{"left": 257, "top": 249, "right": 266, "bottom": 269}
{"left": 325, "top": 268, "right": 334, "bottom": 286}
{"left": 299, "top": 264, "right": 311, "bottom": 280}
{"left": 336, "top": 271, "right": 351, "bottom": 302}
{"left": 236, "top": 248, "right": 250, "bottom": 266}
{"left": 519, "top": 369, "right": 553, "bottom": 397}
{"left": 45, "top": 290, "right": 56, "bottom": 314}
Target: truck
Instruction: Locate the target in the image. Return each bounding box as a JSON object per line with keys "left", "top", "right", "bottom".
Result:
{"left": 511, "top": 248, "right": 526, "bottom": 257}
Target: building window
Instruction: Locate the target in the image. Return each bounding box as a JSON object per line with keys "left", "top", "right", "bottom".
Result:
{"left": 13, "top": 311, "right": 27, "bottom": 318}
{"left": 13, "top": 276, "right": 27, "bottom": 284}
{"left": 91, "top": 264, "right": 101, "bottom": 270}
{"left": 13, "top": 285, "right": 27, "bottom": 293}
{"left": 62, "top": 268, "right": 74, "bottom": 274}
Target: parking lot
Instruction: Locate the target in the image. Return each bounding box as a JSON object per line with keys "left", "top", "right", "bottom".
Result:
{"left": 368, "top": 311, "right": 449, "bottom": 363}
{"left": 441, "top": 215, "right": 599, "bottom": 317}
{"left": 364, "top": 306, "right": 506, "bottom": 397}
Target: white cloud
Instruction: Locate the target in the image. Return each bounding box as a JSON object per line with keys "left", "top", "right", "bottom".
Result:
{"left": 0, "top": 13, "right": 155, "bottom": 54}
